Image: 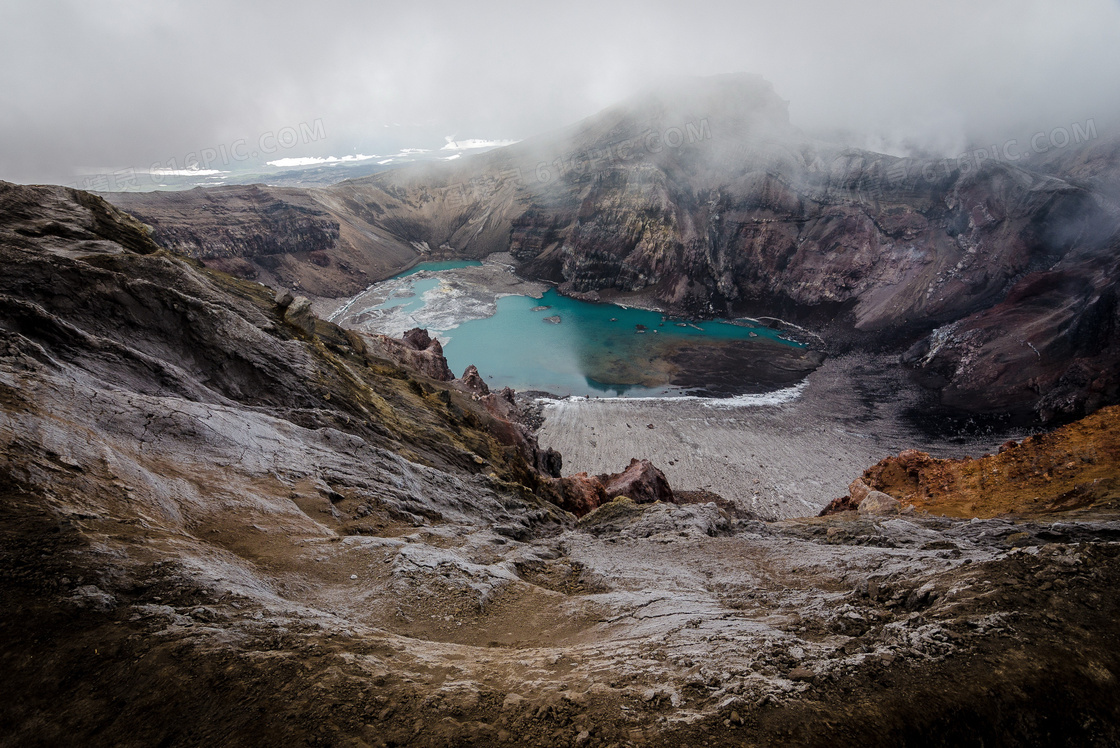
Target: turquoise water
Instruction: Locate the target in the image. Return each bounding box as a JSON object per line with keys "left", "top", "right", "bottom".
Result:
{"left": 394, "top": 260, "right": 482, "bottom": 278}
{"left": 375, "top": 261, "right": 483, "bottom": 313}
{"left": 371, "top": 263, "right": 804, "bottom": 397}
{"left": 438, "top": 289, "right": 802, "bottom": 397}
{"left": 378, "top": 277, "right": 442, "bottom": 313}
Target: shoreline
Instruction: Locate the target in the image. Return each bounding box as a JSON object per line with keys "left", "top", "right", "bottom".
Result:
{"left": 535, "top": 352, "right": 1033, "bottom": 520}
{"left": 312, "top": 255, "right": 820, "bottom": 346}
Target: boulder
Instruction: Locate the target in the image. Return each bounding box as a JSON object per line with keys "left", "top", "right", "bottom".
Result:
{"left": 858, "top": 491, "right": 901, "bottom": 515}
{"left": 600, "top": 458, "right": 674, "bottom": 506}
{"left": 274, "top": 288, "right": 295, "bottom": 309}
{"left": 283, "top": 295, "right": 315, "bottom": 334}
{"left": 556, "top": 473, "right": 608, "bottom": 517}
{"left": 848, "top": 478, "right": 872, "bottom": 504}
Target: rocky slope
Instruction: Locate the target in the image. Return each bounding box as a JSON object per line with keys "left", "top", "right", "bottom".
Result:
{"left": 5, "top": 182, "right": 1120, "bottom": 746}
{"left": 824, "top": 404, "right": 1120, "bottom": 519}
{"left": 107, "top": 183, "right": 420, "bottom": 298}
{"left": 902, "top": 217, "right": 1120, "bottom": 421}
{"left": 106, "top": 75, "right": 1120, "bottom": 421}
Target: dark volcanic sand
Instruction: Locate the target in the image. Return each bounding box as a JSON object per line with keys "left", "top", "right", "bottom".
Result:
{"left": 667, "top": 338, "right": 825, "bottom": 396}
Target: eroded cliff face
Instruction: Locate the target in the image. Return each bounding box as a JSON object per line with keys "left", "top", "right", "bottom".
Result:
{"left": 903, "top": 234, "right": 1120, "bottom": 421}
{"left": 107, "top": 183, "right": 420, "bottom": 298}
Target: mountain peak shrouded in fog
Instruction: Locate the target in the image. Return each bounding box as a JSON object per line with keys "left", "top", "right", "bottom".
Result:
{"left": 3, "top": 0, "right": 1120, "bottom": 186}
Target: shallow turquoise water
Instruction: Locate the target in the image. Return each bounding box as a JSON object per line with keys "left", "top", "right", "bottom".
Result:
{"left": 439, "top": 289, "right": 801, "bottom": 397}
{"left": 377, "top": 278, "right": 442, "bottom": 313}
{"left": 375, "top": 261, "right": 482, "bottom": 313}
{"left": 394, "top": 260, "right": 482, "bottom": 278}
{"left": 371, "top": 263, "right": 803, "bottom": 397}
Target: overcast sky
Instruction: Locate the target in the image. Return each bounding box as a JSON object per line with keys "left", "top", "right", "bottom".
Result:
{"left": 2, "top": 0, "right": 1118, "bottom": 185}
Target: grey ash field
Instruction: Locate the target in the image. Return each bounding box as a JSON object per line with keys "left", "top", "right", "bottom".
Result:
{"left": 4, "top": 75, "right": 1120, "bottom": 748}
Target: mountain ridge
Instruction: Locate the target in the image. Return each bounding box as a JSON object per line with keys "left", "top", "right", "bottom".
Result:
{"left": 106, "top": 75, "right": 1120, "bottom": 421}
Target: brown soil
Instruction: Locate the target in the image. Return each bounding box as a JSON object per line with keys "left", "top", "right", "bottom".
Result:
{"left": 861, "top": 405, "right": 1120, "bottom": 518}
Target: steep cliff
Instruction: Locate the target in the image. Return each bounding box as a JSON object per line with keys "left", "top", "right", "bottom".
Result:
{"left": 107, "top": 183, "right": 419, "bottom": 297}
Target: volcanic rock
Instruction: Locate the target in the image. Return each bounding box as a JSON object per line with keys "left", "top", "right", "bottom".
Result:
{"left": 849, "top": 478, "right": 873, "bottom": 503}
{"left": 600, "top": 458, "right": 674, "bottom": 505}
{"left": 858, "top": 491, "right": 902, "bottom": 515}
{"left": 456, "top": 364, "right": 490, "bottom": 395}
{"left": 372, "top": 327, "right": 454, "bottom": 381}
{"left": 556, "top": 459, "right": 675, "bottom": 517}
{"left": 274, "top": 288, "right": 295, "bottom": 309}
{"left": 855, "top": 406, "right": 1120, "bottom": 517}
{"left": 283, "top": 295, "right": 314, "bottom": 333}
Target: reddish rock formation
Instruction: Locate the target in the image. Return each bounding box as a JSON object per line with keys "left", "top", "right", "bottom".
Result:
{"left": 818, "top": 494, "right": 859, "bottom": 516}
{"left": 456, "top": 364, "right": 490, "bottom": 395}
{"left": 555, "top": 459, "right": 675, "bottom": 517}
{"left": 825, "top": 405, "right": 1120, "bottom": 518}
{"left": 371, "top": 327, "right": 454, "bottom": 382}
{"left": 555, "top": 473, "right": 609, "bottom": 518}
{"left": 601, "top": 458, "right": 675, "bottom": 506}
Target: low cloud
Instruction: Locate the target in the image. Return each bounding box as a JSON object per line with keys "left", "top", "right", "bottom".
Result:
{"left": 2, "top": 0, "right": 1118, "bottom": 185}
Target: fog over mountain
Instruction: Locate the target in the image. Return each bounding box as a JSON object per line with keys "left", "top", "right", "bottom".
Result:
{"left": 2, "top": 0, "right": 1119, "bottom": 185}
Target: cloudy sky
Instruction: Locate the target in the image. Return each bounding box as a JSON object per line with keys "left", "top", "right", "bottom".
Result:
{"left": 2, "top": 0, "right": 1118, "bottom": 185}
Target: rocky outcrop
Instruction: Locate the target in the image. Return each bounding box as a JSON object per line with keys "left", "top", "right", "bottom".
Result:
{"left": 601, "top": 458, "right": 675, "bottom": 505}
{"left": 556, "top": 458, "right": 675, "bottom": 517}
{"left": 472, "top": 386, "right": 563, "bottom": 480}
{"left": 555, "top": 473, "right": 609, "bottom": 517}
{"left": 0, "top": 180, "right": 160, "bottom": 255}
{"left": 369, "top": 326, "right": 454, "bottom": 382}
{"left": 826, "top": 405, "right": 1120, "bottom": 518}
{"left": 282, "top": 294, "right": 315, "bottom": 334}
{"left": 456, "top": 364, "right": 490, "bottom": 395}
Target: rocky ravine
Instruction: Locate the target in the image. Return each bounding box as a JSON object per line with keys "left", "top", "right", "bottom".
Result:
{"left": 4, "top": 183, "right": 1120, "bottom": 746}
{"left": 109, "top": 74, "right": 1120, "bottom": 421}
